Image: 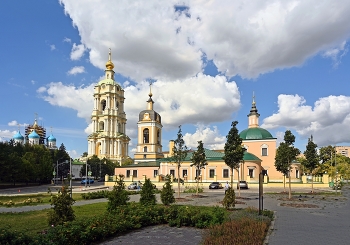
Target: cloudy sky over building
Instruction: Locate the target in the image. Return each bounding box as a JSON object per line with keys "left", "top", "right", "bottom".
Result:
{"left": 1, "top": 0, "right": 350, "bottom": 159}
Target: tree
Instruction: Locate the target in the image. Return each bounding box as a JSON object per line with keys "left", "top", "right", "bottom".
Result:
{"left": 160, "top": 175, "right": 175, "bottom": 205}
{"left": 48, "top": 185, "right": 75, "bottom": 226}
{"left": 171, "top": 125, "right": 188, "bottom": 198}
{"left": 223, "top": 121, "right": 245, "bottom": 200}
{"left": 190, "top": 141, "right": 207, "bottom": 196}
{"left": 107, "top": 174, "right": 129, "bottom": 212}
{"left": 275, "top": 130, "right": 300, "bottom": 199}
{"left": 303, "top": 136, "right": 319, "bottom": 193}
{"left": 140, "top": 178, "right": 157, "bottom": 205}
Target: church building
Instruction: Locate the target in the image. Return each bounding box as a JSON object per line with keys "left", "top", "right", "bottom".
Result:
{"left": 87, "top": 50, "right": 130, "bottom": 164}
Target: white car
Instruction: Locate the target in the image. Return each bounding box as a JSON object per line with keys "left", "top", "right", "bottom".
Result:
{"left": 128, "top": 182, "right": 140, "bottom": 190}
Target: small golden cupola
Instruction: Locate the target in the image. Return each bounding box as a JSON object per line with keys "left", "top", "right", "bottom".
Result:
{"left": 105, "top": 48, "right": 114, "bottom": 70}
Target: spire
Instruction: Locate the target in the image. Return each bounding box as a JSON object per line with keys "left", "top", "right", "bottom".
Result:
{"left": 247, "top": 92, "right": 260, "bottom": 128}
{"left": 105, "top": 48, "right": 114, "bottom": 70}
{"left": 147, "top": 81, "right": 154, "bottom": 110}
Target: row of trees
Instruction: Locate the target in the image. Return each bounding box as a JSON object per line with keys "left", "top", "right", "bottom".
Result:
{"left": 80, "top": 155, "right": 119, "bottom": 179}
{"left": 0, "top": 140, "right": 70, "bottom": 185}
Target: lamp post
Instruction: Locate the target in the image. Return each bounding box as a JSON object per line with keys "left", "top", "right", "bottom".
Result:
{"left": 69, "top": 158, "right": 72, "bottom": 198}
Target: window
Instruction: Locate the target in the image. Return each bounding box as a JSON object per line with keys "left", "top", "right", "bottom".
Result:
{"left": 262, "top": 170, "right": 268, "bottom": 176}
{"left": 99, "top": 121, "right": 104, "bottom": 131}
{"left": 143, "top": 146, "right": 147, "bottom": 152}
{"left": 170, "top": 170, "right": 175, "bottom": 176}
{"left": 143, "top": 154, "right": 146, "bottom": 159}
{"left": 133, "top": 170, "right": 138, "bottom": 177}
{"left": 249, "top": 169, "right": 254, "bottom": 178}
{"left": 157, "top": 130, "right": 160, "bottom": 144}
{"left": 154, "top": 170, "right": 158, "bottom": 177}
{"left": 209, "top": 169, "right": 215, "bottom": 178}
{"left": 223, "top": 169, "right": 229, "bottom": 178}
{"left": 182, "top": 169, "right": 187, "bottom": 177}
{"left": 261, "top": 148, "right": 268, "bottom": 156}
{"left": 126, "top": 170, "right": 130, "bottom": 178}
{"left": 143, "top": 128, "right": 149, "bottom": 143}
{"left": 101, "top": 100, "right": 106, "bottom": 111}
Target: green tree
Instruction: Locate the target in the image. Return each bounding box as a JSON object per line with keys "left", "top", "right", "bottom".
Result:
{"left": 190, "top": 141, "right": 207, "bottom": 196}
{"left": 48, "top": 185, "right": 75, "bottom": 226}
{"left": 140, "top": 178, "right": 157, "bottom": 205}
{"left": 171, "top": 125, "right": 188, "bottom": 198}
{"left": 223, "top": 121, "right": 245, "bottom": 201}
{"left": 160, "top": 175, "right": 175, "bottom": 205}
{"left": 303, "top": 136, "right": 319, "bottom": 193}
{"left": 319, "top": 145, "right": 335, "bottom": 164}
{"left": 275, "top": 130, "right": 300, "bottom": 199}
{"left": 107, "top": 174, "right": 130, "bottom": 212}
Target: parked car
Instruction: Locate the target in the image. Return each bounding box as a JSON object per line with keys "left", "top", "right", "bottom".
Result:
{"left": 97, "top": 177, "right": 105, "bottom": 182}
{"left": 128, "top": 182, "right": 140, "bottom": 190}
{"left": 237, "top": 180, "right": 248, "bottom": 189}
{"left": 209, "top": 182, "right": 223, "bottom": 189}
{"left": 81, "top": 178, "right": 94, "bottom": 184}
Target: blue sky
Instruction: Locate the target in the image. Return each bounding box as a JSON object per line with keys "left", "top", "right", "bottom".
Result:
{"left": 1, "top": 1, "right": 350, "bottom": 159}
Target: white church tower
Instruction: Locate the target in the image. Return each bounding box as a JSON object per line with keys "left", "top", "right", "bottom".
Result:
{"left": 87, "top": 49, "right": 130, "bottom": 164}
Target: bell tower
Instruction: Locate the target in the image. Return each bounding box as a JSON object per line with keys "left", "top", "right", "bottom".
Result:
{"left": 134, "top": 83, "right": 164, "bottom": 162}
{"left": 87, "top": 49, "right": 130, "bottom": 164}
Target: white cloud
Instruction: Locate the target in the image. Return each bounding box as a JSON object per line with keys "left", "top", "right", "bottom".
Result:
{"left": 37, "top": 82, "right": 94, "bottom": 122}
{"left": 8, "top": 120, "right": 19, "bottom": 126}
{"left": 70, "top": 43, "right": 86, "bottom": 60}
{"left": 67, "top": 66, "right": 85, "bottom": 75}
{"left": 0, "top": 130, "right": 15, "bottom": 140}
{"left": 63, "top": 37, "right": 72, "bottom": 43}
{"left": 59, "top": 0, "right": 350, "bottom": 80}
{"left": 50, "top": 45, "right": 56, "bottom": 51}
{"left": 183, "top": 125, "right": 226, "bottom": 149}
{"left": 67, "top": 149, "right": 79, "bottom": 159}
{"left": 31, "top": 80, "right": 36, "bottom": 85}
{"left": 262, "top": 94, "right": 350, "bottom": 146}
{"left": 322, "top": 41, "right": 348, "bottom": 68}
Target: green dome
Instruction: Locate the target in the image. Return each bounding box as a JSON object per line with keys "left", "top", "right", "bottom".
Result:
{"left": 239, "top": 127, "right": 274, "bottom": 140}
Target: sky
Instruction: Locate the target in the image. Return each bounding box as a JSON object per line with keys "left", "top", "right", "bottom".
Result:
{"left": 1, "top": 0, "right": 350, "bottom": 159}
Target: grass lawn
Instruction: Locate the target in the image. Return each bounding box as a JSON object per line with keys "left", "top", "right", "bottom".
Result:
{"left": 0, "top": 193, "right": 85, "bottom": 206}
{"left": 0, "top": 202, "right": 108, "bottom": 236}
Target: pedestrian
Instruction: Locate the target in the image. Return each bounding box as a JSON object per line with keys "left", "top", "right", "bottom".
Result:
{"left": 224, "top": 181, "right": 230, "bottom": 194}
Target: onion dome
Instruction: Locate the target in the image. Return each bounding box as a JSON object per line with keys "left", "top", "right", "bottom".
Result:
{"left": 105, "top": 48, "right": 114, "bottom": 70}
{"left": 13, "top": 131, "right": 24, "bottom": 140}
{"left": 48, "top": 134, "right": 56, "bottom": 142}
{"left": 28, "top": 130, "right": 40, "bottom": 139}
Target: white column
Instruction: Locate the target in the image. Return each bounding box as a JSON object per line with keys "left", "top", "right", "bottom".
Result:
{"left": 118, "top": 140, "right": 121, "bottom": 156}
{"left": 114, "top": 140, "right": 117, "bottom": 157}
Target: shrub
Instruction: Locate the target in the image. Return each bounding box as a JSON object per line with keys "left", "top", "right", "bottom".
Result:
{"left": 222, "top": 187, "right": 235, "bottom": 209}
{"left": 183, "top": 185, "right": 203, "bottom": 193}
{"left": 47, "top": 185, "right": 75, "bottom": 226}
{"left": 160, "top": 175, "right": 175, "bottom": 205}
{"left": 140, "top": 178, "right": 157, "bottom": 205}
{"left": 107, "top": 174, "right": 130, "bottom": 212}
{"left": 81, "top": 190, "right": 109, "bottom": 199}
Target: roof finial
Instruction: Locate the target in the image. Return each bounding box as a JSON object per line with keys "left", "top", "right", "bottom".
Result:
{"left": 149, "top": 81, "right": 153, "bottom": 98}
{"left": 105, "top": 48, "right": 114, "bottom": 70}
{"left": 252, "top": 91, "right": 256, "bottom": 105}
{"left": 108, "top": 48, "right": 111, "bottom": 61}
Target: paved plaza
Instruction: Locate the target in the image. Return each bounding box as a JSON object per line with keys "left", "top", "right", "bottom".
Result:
{"left": 1, "top": 185, "right": 349, "bottom": 244}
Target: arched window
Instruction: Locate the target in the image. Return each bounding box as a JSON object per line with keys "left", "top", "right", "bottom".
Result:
{"left": 144, "top": 146, "right": 147, "bottom": 152}
{"left": 143, "top": 128, "right": 149, "bottom": 143}
{"left": 101, "top": 100, "right": 106, "bottom": 111}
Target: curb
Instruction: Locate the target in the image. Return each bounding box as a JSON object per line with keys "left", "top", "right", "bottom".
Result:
{"left": 263, "top": 211, "right": 277, "bottom": 245}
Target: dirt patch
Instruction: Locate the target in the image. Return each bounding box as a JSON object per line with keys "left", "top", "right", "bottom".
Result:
{"left": 188, "top": 194, "right": 208, "bottom": 198}
{"left": 280, "top": 203, "right": 319, "bottom": 208}
{"left": 175, "top": 198, "right": 192, "bottom": 202}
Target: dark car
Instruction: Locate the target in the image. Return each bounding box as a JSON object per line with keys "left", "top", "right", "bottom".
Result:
{"left": 237, "top": 180, "right": 248, "bottom": 189}
{"left": 81, "top": 178, "right": 94, "bottom": 184}
{"left": 209, "top": 182, "right": 222, "bottom": 189}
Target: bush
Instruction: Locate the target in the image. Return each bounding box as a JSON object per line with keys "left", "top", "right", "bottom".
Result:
{"left": 222, "top": 187, "right": 235, "bottom": 209}
{"left": 107, "top": 174, "right": 130, "bottom": 212}
{"left": 47, "top": 185, "right": 75, "bottom": 226}
{"left": 140, "top": 178, "right": 157, "bottom": 205}
{"left": 183, "top": 185, "right": 204, "bottom": 193}
{"left": 160, "top": 175, "right": 175, "bottom": 205}
{"left": 81, "top": 190, "right": 110, "bottom": 199}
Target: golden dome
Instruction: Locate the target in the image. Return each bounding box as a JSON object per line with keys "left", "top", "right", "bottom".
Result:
{"left": 105, "top": 48, "right": 114, "bottom": 70}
